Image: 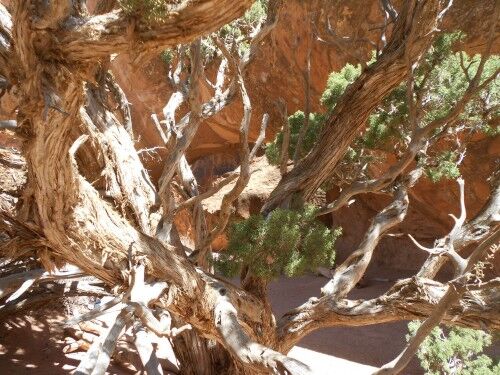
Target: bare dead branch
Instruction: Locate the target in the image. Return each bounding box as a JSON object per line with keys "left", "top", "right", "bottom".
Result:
{"left": 407, "top": 179, "right": 469, "bottom": 278}
{"left": 214, "top": 58, "right": 228, "bottom": 97}
{"left": 75, "top": 307, "right": 133, "bottom": 375}
{"left": 467, "top": 277, "right": 500, "bottom": 291}
{"left": 239, "top": 0, "right": 283, "bottom": 70}
{"left": 132, "top": 321, "right": 164, "bottom": 375}
{"left": 449, "top": 177, "right": 467, "bottom": 241}
{"left": 316, "top": 139, "right": 425, "bottom": 216}
{"left": 126, "top": 264, "right": 191, "bottom": 337}
{"left": 249, "top": 113, "right": 269, "bottom": 160}
{"left": 418, "top": 174, "right": 500, "bottom": 279}
{"left": 408, "top": 234, "right": 441, "bottom": 254}
{"left": 0, "top": 268, "right": 85, "bottom": 301}
{"left": 277, "top": 173, "right": 497, "bottom": 350}
{"left": 0, "top": 269, "right": 44, "bottom": 299}
{"left": 277, "top": 273, "right": 500, "bottom": 353}
{"left": 174, "top": 172, "right": 239, "bottom": 214}
{"left": 321, "top": 169, "right": 421, "bottom": 299}
{"left": 150, "top": 114, "right": 169, "bottom": 145}
{"left": 177, "top": 155, "right": 212, "bottom": 265}
{"left": 197, "top": 68, "right": 253, "bottom": 251}
{"left": 163, "top": 91, "right": 185, "bottom": 133}
{"left": 105, "top": 71, "right": 133, "bottom": 138}
{"left": 174, "top": 0, "right": 282, "bottom": 129}
{"left": 66, "top": 294, "right": 127, "bottom": 327}
{"left": 129, "top": 301, "right": 192, "bottom": 338}
{"left": 158, "top": 40, "right": 203, "bottom": 197}
{"left": 275, "top": 98, "right": 290, "bottom": 175}
{"left": 154, "top": 40, "right": 203, "bottom": 247}
{"left": 454, "top": 174, "right": 500, "bottom": 249}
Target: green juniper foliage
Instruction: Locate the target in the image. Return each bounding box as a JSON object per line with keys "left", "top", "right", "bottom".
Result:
{"left": 265, "top": 33, "right": 499, "bottom": 184}
{"left": 407, "top": 322, "right": 500, "bottom": 375}
{"left": 215, "top": 206, "right": 341, "bottom": 280}
{"left": 118, "top": 0, "right": 179, "bottom": 23}
{"left": 265, "top": 111, "right": 326, "bottom": 165}
{"left": 320, "top": 62, "right": 362, "bottom": 109}
{"left": 160, "top": 49, "right": 174, "bottom": 67}
{"left": 422, "top": 151, "right": 462, "bottom": 183}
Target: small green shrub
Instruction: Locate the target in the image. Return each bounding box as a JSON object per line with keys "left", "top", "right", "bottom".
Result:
{"left": 215, "top": 206, "right": 341, "bottom": 280}
{"left": 216, "top": 0, "right": 268, "bottom": 58}
{"left": 361, "top": 84, "right": 408, "bottom": 150}
{"left": 244, "top": 0, "right": 268, "bottom": 26}
{"left": 407, "top": 322, "right": 500, "bottom": 375}
{"left": 423, "top": 151, "right": 461, "bottom": 183}
{"left": 265, "top": 140, "right": 281, "bottom": 166}
{"left": 320, "top": 63, "right": 361, "bottom": 109}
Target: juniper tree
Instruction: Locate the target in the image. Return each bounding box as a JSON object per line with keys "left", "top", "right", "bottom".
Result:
{"left": 0, "top": 1, "right": 499, "bottom": 375}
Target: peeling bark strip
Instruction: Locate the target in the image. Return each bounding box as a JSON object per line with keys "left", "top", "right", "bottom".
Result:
{"left": 0, "top": 4, "right": 12, "bottom": 75}
{"left": 83, "top": 86, "right": 159, "bottom": 235}
{"left": 262, "top": 0, "right": 453, "bottom": 212}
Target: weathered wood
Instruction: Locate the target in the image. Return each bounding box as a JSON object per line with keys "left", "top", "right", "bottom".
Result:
{"left": 321, "top": 170, "right": 421, "bottom": 299}
{"left": 215, "top": 294, "right": 313, "bottom": 375}
{"left": 61, "top": 1, "right": 255, "bottom": 61}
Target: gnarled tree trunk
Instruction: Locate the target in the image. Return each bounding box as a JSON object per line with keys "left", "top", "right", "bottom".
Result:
{"left": 1, "top": 1, "right": 498, "bottom": 374}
